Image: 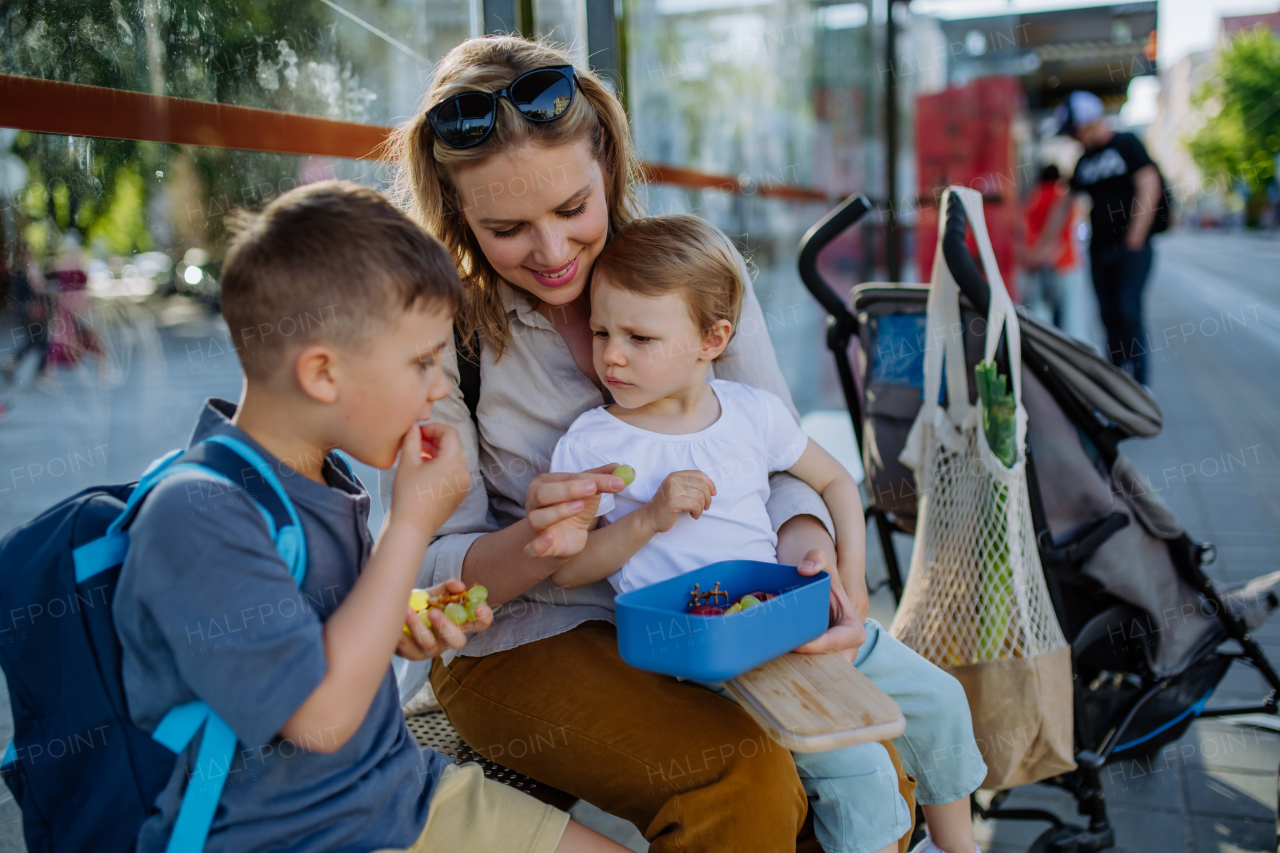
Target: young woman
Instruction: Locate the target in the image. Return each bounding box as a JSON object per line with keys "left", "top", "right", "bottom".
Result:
{"left": 385, "top": 36, "right": 923, "bottom": 853}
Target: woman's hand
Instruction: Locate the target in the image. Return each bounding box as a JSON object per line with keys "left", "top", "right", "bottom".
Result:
{"left": 792, "top": 549, "right": 867, "bottom": 663}
{"left": 777, "top": 516, "right": 868, "bottom": 662}
{"left": 523, "top": 465, "right": 627, "bottom": 559}
{"left": 395, "top": 579, "right": 494, "bottom": 661}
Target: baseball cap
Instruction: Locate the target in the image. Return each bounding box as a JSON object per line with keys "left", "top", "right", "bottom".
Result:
{"left": 1054, "top": 91, "right": 1105, "bottom": 136}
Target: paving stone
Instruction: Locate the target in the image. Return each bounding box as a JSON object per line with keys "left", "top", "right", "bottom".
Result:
{"left": 1102, "top": 753, "right": 1188, "bottom": 811}
{"left": 1178, "top": 721, "right": 1280, "bottom": 774}
{"left": 1105, "top": 804, "right": 1195, "bottom": 853}
{"left": 1193, "top": 815, "right": 1277, "bottom": 853}
{"left": 1185, "top": 768, "right": 1277, "bottom": 820}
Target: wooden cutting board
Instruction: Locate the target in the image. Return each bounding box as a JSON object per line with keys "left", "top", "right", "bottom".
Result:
{"left": 724, "top": 652, "right": 905, "bottom": 753}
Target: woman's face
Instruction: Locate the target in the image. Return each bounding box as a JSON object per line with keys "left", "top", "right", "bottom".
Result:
{"left": 451, "top": 139, "right": 609, "bottom": 307}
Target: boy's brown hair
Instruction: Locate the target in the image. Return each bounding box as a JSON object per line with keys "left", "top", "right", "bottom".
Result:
{"left": 221, "top": 180, "right": 462, "bottom": 380}
{"left": 591, "top": 214, "right": 746, "bottom": 345}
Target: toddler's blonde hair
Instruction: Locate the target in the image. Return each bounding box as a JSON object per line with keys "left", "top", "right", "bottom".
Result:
{"left": 592, "top": 214, "right": 746, "bottom": 345}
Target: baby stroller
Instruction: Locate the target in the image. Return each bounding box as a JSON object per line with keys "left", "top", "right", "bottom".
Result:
{"left": 797, "top": 192, "right": 1280, "bottom": 852}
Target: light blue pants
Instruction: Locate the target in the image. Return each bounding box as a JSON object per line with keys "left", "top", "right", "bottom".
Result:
{"left": 703, "top": 620, "right": 987, "bottom": 853}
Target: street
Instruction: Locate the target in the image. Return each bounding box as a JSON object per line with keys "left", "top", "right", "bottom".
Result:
{"left": 1, "top": 230, "right": 1279, "bottom": 851}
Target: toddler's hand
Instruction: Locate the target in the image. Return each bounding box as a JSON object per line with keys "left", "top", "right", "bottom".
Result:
{"left": 390, "top": 422, "right": 470, "bottom": 535}
{"left": 642, "top": 470, "right": 716, "bottom": 535}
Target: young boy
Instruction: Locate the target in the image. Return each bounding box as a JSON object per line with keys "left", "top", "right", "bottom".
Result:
{"left": 113, "top": 181, "right": 627, "bottom": 853}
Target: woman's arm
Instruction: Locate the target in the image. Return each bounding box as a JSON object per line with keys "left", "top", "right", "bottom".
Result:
{"left": 547, "top": 511, "right": 644, "bottom": 589}
{"left": 459, "top": 469, "right": 620, "bottom": 604}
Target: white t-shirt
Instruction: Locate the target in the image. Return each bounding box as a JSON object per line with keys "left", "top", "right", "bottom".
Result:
{"left": 550, "top": 379, "right": 810, "bottom": 594}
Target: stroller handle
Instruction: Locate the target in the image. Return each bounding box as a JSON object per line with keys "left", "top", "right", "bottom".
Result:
{"left": 940, "top": 192, "right": 992, "bottom": 316}
{"left": 797, "top": 193, "right": 873, "bottom": 325}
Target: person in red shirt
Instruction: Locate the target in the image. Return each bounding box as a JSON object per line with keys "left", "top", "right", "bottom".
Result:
{"left": 1023, "top": 165, "right": 1076, "bottom": 329}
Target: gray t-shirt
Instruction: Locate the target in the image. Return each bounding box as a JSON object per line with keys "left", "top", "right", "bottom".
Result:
{"left": 115, "top": 398, "right": 450, "bottom": 853}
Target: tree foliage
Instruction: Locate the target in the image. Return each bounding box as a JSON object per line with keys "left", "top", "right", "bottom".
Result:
{"left": 1187, "top": 26, "right": 1280, "bottom": 196}
{"left": 1, "top": 0, "right": 394, "bottom": 259}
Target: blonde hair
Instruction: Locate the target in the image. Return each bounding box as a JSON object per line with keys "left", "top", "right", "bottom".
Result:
{"left": 388, "top": 36, "right": 643, "bottom": 361}
{"left": 592, "top": 214, "right": 746, "bottom": 350}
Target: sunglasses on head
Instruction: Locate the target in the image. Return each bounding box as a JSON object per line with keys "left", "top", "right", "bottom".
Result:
{"left": 426, "top": 65, "right": 578, "bottom": 149}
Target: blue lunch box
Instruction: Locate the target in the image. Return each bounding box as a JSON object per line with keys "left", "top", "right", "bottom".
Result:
{"left": 614, "top": 559, "right": 831, "bottom": 682}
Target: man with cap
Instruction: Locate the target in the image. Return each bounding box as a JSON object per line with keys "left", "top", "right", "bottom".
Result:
{"left": 1031, "top": 90, "right": 1165, "bottom": 385}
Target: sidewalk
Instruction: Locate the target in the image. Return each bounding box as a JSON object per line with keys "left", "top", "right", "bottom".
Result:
{"left": 0, "top": 231, "right": 1278, "bottom": 851}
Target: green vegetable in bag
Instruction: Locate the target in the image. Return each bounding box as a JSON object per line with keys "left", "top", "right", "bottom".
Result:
{"left": 975, "top": 361, "right": 1016, "bottom": 468}
{"left": 974, "top": 360, "right": 1016, "bottom": 659}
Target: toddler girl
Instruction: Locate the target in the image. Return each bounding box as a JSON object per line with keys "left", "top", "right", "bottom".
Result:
{"left": 550, "top": 215, "right": 986, "bottom": 853}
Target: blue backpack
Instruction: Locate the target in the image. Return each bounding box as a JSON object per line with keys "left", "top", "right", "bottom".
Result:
{"left": 0, "top": 435, "right": 310, "bottom": 853}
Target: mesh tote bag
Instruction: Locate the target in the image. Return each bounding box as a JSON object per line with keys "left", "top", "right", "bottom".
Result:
{"left": 890, "top": 187, "right": 1076, "bottom": 790}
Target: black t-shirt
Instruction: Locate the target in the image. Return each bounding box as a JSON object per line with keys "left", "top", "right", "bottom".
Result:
{"left": 1069, "top": 131, "right": 1155, "bottom": 249}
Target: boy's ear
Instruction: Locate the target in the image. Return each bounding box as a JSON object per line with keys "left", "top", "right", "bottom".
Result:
{"left": 700, "top": 319, "right": 733, "bottom": 361}
{"left": 294, "top": 344, "right": 340, "bottom": 404}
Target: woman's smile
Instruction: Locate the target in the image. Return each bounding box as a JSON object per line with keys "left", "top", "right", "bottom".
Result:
{"left": 526, "top": 253, "right": 580, "bottom": 288}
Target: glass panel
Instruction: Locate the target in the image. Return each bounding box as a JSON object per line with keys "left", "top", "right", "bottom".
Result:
{"left": 0, "top": 132, "right": 393, "bottom": 533}
{"left": 535, "top": 0, "right": 589, "bottom": 68}
{"left": 0, "top": 0, "right": 479, "bottom": 123}
{"left": 626, "top": 0, "right": 887, "bottom": 412}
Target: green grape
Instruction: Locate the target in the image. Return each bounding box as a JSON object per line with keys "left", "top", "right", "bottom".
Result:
{"left": 465, "top": 584, "right": 489, "bottom": 603}
{"left": 612, "top": 464, "right": 636, "bottom": 486}
{"left": 465, "top": 601, "right": 482, "bottom": 622}
{"left": 444, "top": 602, "right": 469, "bottom": 624}
{"left": 724, "top": 602, "right": 743, "bottom": 615}
{"left": 738, "top": 595, "right": 760, "bottom": 610}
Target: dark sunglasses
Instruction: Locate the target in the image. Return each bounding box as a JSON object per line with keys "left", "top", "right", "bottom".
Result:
{"left": 426, "top": 65, "right": 578, "bottom": 149}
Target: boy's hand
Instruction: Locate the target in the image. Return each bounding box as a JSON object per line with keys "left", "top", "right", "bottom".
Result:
{"left": 390, "top": 422, "right": 470, "bottom": 535}
{"left": 793, "top": 549, "right": 867, "bottom": 662}
{"left": 396, "top": 579, "right": 494, "bottom": 660}
{"left": 523, "top": 465, "right": 626, "bottom": 559}
{"left": 642, "top": 470, "right": 716, "bottom": 535}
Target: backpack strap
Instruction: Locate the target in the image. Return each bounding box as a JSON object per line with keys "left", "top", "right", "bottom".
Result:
{"left": 454, "top": 324, "right": 481, "bottom": 428}
{"left": 73, "top": 437, "right": 308, "bottom": 585}
{"left": 72, "top": 448, "right": 186, "bottom": 582}
{"left": 76, "top": 436, "right": 309, "bottom": 853}
{"left": 186, "top": 435, "right": 307, "bottom": 585}
{"left": 151, "top": 702, "right": 237, "bottom": 853}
